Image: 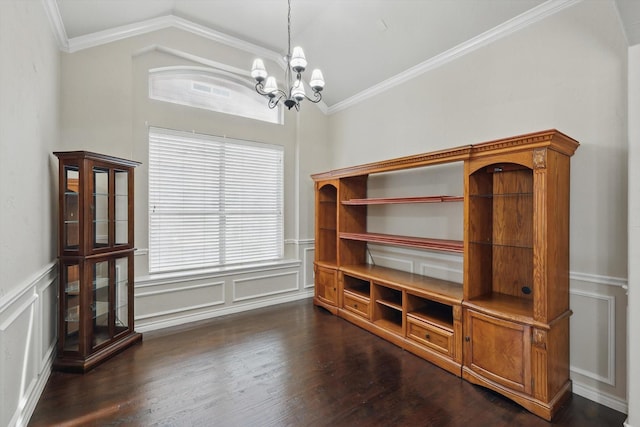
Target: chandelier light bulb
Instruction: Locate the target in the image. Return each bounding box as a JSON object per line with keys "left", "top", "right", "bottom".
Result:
{"left": 290, "top": 46, "right": 307, "bottom": 73}
{"left": 291, "top": 79, "right": 306, "bottom": 101}
{"left": 264, "top": 76, "right": 278, "bottom": 96}
{"left": 310, "top": 69, "right": 325, "bottom": 92}
{"left": 251, "top": 59, "right": 268, "bottom": 82}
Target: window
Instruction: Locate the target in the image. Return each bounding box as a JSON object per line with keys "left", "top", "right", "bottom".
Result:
{"left": 148, "top": 128, "right": 284, "bottom": 273}
{"left": 149, "top": 68, "right": 282, "bottom": 124}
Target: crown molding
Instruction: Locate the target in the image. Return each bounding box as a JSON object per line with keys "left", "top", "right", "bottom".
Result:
{"left": 41, "top": 0, "right": 69, "bottom": 51}
{"left": 327, "top": 0, "right": 583, "bottom": 114}
{"left": 43, "top": 0, "right": 581, "bottom": 115}
{"left": 41, "top": 0, "right": 282, "bottom": 63}
{"left": 66, "top": 15, "right": 282, "bottom": 63}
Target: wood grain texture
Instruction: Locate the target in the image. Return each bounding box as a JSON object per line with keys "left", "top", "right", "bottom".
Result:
{"left": 30, "top": 300, "right": 624, "bottom": 427}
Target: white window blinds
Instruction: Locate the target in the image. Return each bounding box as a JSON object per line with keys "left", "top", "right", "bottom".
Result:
{"left": 148, "top": 128, "right": 284, "bottom": 273}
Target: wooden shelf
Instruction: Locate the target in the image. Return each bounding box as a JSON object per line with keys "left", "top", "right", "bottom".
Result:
{"left": 376, "top": 298, "right": 402, "bottom": 311}
{"left": 340, "top": 232, "right": 463, "bottom": 253}
{"left": 407, "top": 311, "right": 453, "bottom": 332}
{"left": 341, "top": 264, "right": 462, "bottom": 305}
{"left": 373, "top": 318, "right": 403, "bottom": 334}
{"left": 342, "top": 195, "right": 462, "bottom": 205}
{"left": 344, "top": 289, "right": 369, "bottom": 301}
{"left": 463, "top": 293, "right": 534, "bottom": 324}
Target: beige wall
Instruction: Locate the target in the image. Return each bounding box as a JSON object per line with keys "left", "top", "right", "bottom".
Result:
{"left": 0, "top": 2, "right": 61, "bottom": 426}
{"left": 326, "top": 0, "right": 629, "bottom": 409}
{"left": 0, "top": 0, "right": 60, "bottom": 298}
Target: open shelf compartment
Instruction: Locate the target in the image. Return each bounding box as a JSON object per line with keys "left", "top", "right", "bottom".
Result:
{"left": 342, "top": 273, "right": 370, "bottom": 300}
{"left": 406, "top": 295, "right": 454, "bottom": 332}
{"left": 466, "top": 162, "right": 534, "bottom": 317}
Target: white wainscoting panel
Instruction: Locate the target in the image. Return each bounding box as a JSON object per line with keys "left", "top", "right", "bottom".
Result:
{"left": 136, "top": 280, "right": 225, "bottom": 320}
{"left": 233, "top": 271, "right": 299, "bottom": 302}
{"left": 0, "top": 262, "right": 57, "bottom": 427}
{"left": 304, "top": 247, "right": 315, "bottom": 288}
{"left": 135, "top": 259, "right": 311, "bottom": 333}
{"left": 570, "top": 289, "right": 616, "bottom": 386}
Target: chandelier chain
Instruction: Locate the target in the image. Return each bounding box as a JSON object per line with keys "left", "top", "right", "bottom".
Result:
{"left": 287, "top": 0, "right": 292, "bottom": 58}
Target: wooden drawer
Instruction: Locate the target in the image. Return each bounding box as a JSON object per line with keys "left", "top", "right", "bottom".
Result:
{"left": 343, "top": 292, "right": 369, "bottom": 319}
{"left": 407, "top": 317, "right": 453, "bottom": 356}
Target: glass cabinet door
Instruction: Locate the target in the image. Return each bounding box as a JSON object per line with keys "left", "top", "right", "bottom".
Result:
{"left": 64, "top": 166, "right": 80, "bottom": 251}
{"left": 115, "top": 256, "right": 129, "bottom": 334}
{"left": 114, "top": 169, "right": 129, "bottom": 246}
{"left": 92, "top": 260, "right": 110, "bottom": 349}
{"left": 93, "top": 167, "right": 109, "bottom": 249}
{"left": 62, "top": 263, "right": 80, "bottom": 352}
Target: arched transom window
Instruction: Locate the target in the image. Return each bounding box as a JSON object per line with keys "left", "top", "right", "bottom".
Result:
{"left": 149, "top": 67, "right": 281, "bottom": 124}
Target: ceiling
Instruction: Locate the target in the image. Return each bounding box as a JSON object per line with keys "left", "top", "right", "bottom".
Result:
{"left": 54, "top": 0, "right": 639, "bottom": 110}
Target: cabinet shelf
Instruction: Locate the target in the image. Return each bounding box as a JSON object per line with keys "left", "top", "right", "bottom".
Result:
{"left": 341, "top": 264, "right": 462, "bottom": 305}
{"left": 375, "top": 298, "right": 402, "bottom": 311}
{"left": 407, "top": 298, "right": 454, "bottom": 332}
{"left": 315, "top": 260, "right": 338, "bottom": 269}
{"left": 470, "top": 192, "right": 533, "bottom": 198}
{"left": 340, "top": 232, "right": 463, "bottom": 253}
{"left": 469, "top": 240, "right": 533, "bottom": 250}
{"left": 373, "top": 318, "right": 403, "bottom": 334}
{"left": 65, "top": 280, "right": 80, "bottom": 294}
{"left": 342, "top": 195, "right": 462, "bottom": 205}
{"left": 463, "top": 293, "right": 534, "bottom": 324}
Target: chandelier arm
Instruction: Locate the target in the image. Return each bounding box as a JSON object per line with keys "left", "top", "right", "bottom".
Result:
{"left": 255, "top": 82, "right": 269, "bottom": 96}
{"left": 256, "top": 82, "right": 289, "bottom": 101}
{"left": 268, "top": 92, "right": 287, "bottom": 109}
{"left": 304, "top": 91, "right": 323, "bottom": 104}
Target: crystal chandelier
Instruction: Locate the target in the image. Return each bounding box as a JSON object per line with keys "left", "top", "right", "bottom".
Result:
{"left": 251, "top": 0, "right": 325, "bottom": 110}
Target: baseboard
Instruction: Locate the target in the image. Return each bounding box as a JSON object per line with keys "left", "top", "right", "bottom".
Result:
{"left": 572, "top": 381, "right": 628, "bottom": 414}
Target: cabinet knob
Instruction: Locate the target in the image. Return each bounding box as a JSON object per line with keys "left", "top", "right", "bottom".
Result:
{"left": 425, "top": 333, "right": 430, "bottom": 340}
{"left": 354, "top": 303, "right": 358, "bottom": 309}
{"left": 465, "top": 336, "right": 470, "bottom": 342}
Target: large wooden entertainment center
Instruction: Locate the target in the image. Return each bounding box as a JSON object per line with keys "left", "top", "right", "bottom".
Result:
{"left": 311, "top": 130, "right": 579, "bottom": 420}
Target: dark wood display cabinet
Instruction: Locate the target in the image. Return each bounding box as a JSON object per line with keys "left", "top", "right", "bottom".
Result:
{"left": 54, "top": 151, "right": 142, "bottom": 373}
{"left": 312, "top": 130, "right": 578, "bottom": 420}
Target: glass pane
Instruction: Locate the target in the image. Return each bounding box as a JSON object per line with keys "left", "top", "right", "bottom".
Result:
{"left": 93, "top": 168, "right": 109, "bottom": 248}
{"left": 64, "top": 166, "right": 80, "bottom": 250}
{"left": 115, "top": 257, "right": 129, "bottom": 333}
{"left": 115, "top": 170, "right": 128, "bottom": 245}
{"left": 63, "top": 263, "right": 80, "bottom": 352}
{"left": 92, "top": 260, "right": 110, "bottom": 348}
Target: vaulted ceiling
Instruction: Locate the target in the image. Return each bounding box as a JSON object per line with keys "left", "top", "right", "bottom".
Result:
{"left": 52, "top": 0, "right": 639, "bottom": 112}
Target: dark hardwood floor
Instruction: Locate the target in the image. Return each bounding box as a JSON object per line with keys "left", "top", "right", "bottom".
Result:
{"left": 29, "top": 299, "right": 626, "bottom": 427}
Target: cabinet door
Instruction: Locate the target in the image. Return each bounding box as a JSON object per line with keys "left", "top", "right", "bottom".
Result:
{"left": 464, "top": 309, "right": 531, "bottom": 395}
{"left": 60, "top": 262, "right": 81, "bottom": 353}
{"left": 315, "top": 265, "right": 337, "bottom": 305}
{"left": 89, "top": 254, "right": 133, "bottom": 351}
